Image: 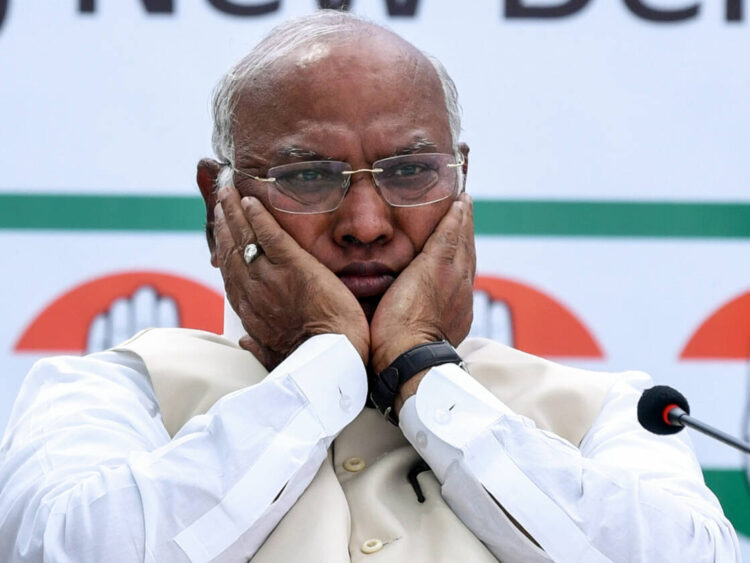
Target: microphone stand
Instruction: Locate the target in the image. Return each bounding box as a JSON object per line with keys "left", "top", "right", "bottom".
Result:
{"left": 668, "top": 407, "right": 750, "bottom": 455}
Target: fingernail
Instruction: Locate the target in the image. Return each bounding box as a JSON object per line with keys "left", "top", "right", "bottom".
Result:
{"left": 214, "top": 203, "right": 224, "bottom": 219}
{"left": 241, "top": 196, "right": 254, "bottom": 210}
{"left": 217, "top": 186, "right": 230, "bottom": 201}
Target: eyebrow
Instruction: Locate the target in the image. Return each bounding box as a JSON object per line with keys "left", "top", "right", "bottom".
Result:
{"left": 276, "top": 146, "right": 327, "bottom": 161}
{"left": 276, "top": 137, "right": 440, "bottom": 163}
{"left": 393, "top": 137, "right": 439, "bottom": 155}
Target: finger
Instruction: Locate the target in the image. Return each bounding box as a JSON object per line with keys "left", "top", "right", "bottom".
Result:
{"left": 238, "top": 334, "right": 265, "bottom": 360}
{"left": 422, "top": 198, "right": 466, "bottom": 262}
{"left": 213, "top": 203, "right": 233, "bottom": 267}
{"left": 457, "top": 193, "right": 477, "bottom": 276}
{"left": 218, "top": 184, "right": 257, "bottom": 252}
{"left": 440, "top": 194, "right": 474, "bottom": 263}
{"left": 132, "top": 286, "right": 158, "bottom": 332}
{"left": 214, "top": 203, "right": 240, "bottom": 269}
{"left": 214, "top": 203, "right": 258, "bottom": 286}
{"left": 86, "top": 313, "right": 107, "bottom": 353}
{"left": 239, "top": 335, "right": 283, "bottom": 371}
{"left": 214, "top": 202, "right": 274, "bottom": 347}
{"left": 490, "top": 300, "right": 513, "bottom": 346}
{"left": 109, "top": 297, "right": 132, "bottom": 346}
{"left": 457, "top": 192, "right": 473, "bottom": 237}
{"left": 157, "top": 296, "right": 180, "bottom": 328}
{"left": 241, "top": 196, "right": 301, "bottom": 264}
{"left": 458, "top": 193, "right": 474, "bottom": 237}
{"left": 470, "top": 290, "right": 490, "bottom": 338}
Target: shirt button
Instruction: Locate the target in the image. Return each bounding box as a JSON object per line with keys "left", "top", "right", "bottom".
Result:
{"left": 343, "top": 456, "right": 366, "bottom": 472}
{"left": 360, "top": 538, "right": 383, "bottom": 554}
{"left": 434, "top": 408, "right": 451, "bottom": 424}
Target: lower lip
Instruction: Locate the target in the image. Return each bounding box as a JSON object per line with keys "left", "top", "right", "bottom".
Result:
{"left": 339, "top": 274, "right": 394, "bottom": 298}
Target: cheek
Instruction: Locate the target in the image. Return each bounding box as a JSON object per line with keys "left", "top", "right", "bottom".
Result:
{"left": 396, "top": 201, "right": 452, "bottom": 252}
{"left": 273, "top": 212, "right": 333, "bottom": 258}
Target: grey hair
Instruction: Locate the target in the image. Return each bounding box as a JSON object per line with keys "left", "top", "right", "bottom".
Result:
{"left": 210, "top": 10, "right": 462, "bottom": 171}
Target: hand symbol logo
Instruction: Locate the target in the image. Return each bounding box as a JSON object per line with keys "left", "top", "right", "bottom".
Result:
{"left": 469, "top": 291, "right": 514, "bottom": 346}
{"left": 86, "top": 286, "right": 180, "bottom": 353}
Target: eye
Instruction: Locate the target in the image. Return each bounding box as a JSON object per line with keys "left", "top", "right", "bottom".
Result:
{"left": 292, "top": 168, "right": 325, "bottom": 182}
{"left": 392, "top": 163, "right": 428, "bottom": 177}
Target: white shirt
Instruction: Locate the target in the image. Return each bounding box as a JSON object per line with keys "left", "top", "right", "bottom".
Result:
{"left": 0, "top": 334, "right": 740, "bottom": 562}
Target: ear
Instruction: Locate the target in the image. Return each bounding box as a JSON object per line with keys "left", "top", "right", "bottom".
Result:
{"left": 458, "top": 142, "right": 469, "bottom": 192}
{"left": 197, "top": 158, "right": 222, "bottom": 268}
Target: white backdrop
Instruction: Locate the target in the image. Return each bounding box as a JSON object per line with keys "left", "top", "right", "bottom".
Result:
{"left": 1, "top": 0, "right": 748, "bottom": 554}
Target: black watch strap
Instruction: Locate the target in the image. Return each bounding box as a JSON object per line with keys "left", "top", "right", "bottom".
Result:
{"left": 370, "top": 340, "right": 463, "bottom": 425}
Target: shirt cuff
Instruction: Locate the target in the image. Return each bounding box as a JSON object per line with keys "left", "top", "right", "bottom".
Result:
{"left": 267, "top": 333, "right": 367, "bottom": 437}
{"left": 398, "top": 362, "right": 611, "bottom": 563}
{"left": 168, "top": 334, "right": 367, "bottom": 561}
{"left": 399, "top": 363, "right": 519, "bottom": 480}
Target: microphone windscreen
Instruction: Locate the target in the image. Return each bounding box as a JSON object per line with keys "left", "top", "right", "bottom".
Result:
{"left": 637, "top": 385, "right": 691, "bottom": 435}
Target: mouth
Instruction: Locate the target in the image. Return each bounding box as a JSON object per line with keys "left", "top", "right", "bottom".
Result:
{"left": 337, "top": 262, "right": 396, "bottom": 299}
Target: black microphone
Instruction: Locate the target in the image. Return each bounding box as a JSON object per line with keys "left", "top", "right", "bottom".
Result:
{"left": 637, "top": 385, "right": 750, "bottom": 454}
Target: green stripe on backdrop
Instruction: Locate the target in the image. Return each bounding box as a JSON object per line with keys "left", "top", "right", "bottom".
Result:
{"left": 704, "top": 469, "right": 750, "bottom": 538}
{"left": 0, "top": 194, "right": 204, "bottom": 232}
{"left": 0, "top": 194, "right": 749, "bottom": 237}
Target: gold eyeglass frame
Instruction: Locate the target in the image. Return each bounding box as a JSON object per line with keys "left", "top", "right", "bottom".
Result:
{"left": 232, "top": 152, "right": 465, "bottom": 214}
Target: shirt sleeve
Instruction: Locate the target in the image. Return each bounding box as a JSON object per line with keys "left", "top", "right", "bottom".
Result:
{"left": 398, "top": 364, "right": 742, "bottom": 563}
{"left": 0, "top": 333, "right": 366, "bottom": 563}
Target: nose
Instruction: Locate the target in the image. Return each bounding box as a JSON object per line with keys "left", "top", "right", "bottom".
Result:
{"left": 331, "top": 175, "right": 394, "bottom": 247}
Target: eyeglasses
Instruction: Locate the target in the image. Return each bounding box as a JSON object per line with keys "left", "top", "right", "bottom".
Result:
{"left": 233, "top": 152, "right": 464, "bottom": 215}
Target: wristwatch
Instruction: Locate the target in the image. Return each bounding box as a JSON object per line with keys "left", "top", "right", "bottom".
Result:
{"left": 370, "top": 340, "right": 463, "bottom": 425}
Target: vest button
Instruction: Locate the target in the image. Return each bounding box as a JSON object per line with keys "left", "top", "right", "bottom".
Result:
{"left": 343, "top": 456, "right": 366, "bottom": 472}
{"left": 360, "top": 538, "right": 383, "bottom": 554}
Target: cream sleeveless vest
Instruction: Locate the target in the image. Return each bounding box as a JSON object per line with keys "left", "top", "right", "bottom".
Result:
{"left": 116, "top": 329, "right": 619, "bottom": 562}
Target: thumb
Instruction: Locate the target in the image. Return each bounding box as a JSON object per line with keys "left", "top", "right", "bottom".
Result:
{"left": 239, "top": 334, "right": 283, "bottom": 371}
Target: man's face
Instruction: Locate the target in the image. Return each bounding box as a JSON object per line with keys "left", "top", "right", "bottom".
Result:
{"left": 229, "top": 33, "right": 464, "bottom": 318}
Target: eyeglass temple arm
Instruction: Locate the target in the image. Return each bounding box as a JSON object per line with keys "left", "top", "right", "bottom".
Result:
{"left": 446, "top": 153, "right": 465, "bottom": 168}
{"left": 233, "top": 168, "right": 277, "bottom": 182}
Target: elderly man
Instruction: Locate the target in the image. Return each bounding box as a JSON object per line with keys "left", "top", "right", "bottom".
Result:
{"left": 0, "top": 10, "right": 740, "bottom": 563}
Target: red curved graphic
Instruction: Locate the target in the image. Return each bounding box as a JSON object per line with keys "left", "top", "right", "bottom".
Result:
{"left": 680, "top": 292, "right": 750, "bottom": 360}
{"left": 475, "top": 275, "right": 603, "bottom": 358}
{"left": 15, "top": 271, "right": 223, "bottom": 353}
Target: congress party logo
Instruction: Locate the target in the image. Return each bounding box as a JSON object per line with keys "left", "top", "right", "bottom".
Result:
{"left": 679, "top": 291, "right": 750, "bottom": 538}
{"left": 15, "top": 271, "right": 602, "bottom": 360}
{"left": 14, "top": 271, "right": 223, "bottom": 354}
{"left": 680, "top": 291, "right": 750, "bottom": 361}
{"left": 679, "top": 291, "right": 750, "bottom": 468}
{"left": 470, "top": 275, "right": 603, "bottom": 359}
